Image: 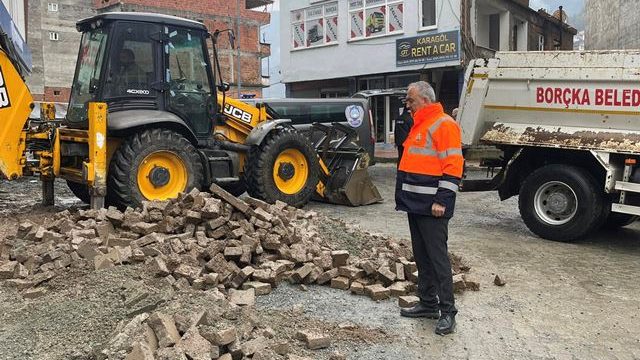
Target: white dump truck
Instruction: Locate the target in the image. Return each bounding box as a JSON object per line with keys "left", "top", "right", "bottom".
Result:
{"left": 458, "top": 51, "right": 640, "bottom": 241}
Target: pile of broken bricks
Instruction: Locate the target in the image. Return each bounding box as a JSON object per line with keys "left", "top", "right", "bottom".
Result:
{"left": 101, "top": 303, "right": 340, "bottom": 360}
{"left": 0, "top": 183, "right": 478, "bottom": 305}
{"left": 0, "top": 184, "right": 479, "bottom": 358}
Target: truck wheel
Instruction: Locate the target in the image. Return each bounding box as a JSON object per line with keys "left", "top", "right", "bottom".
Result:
{"left": 519, "top": 165, "right": 604, "bottom": 242}
{"left": 244, "top": 129, "right": 319, "bottom": 207}
{"left": 604, "top": 213, "right": 638, "bottom": 229}
{"left": 66, "top": 180, "right": 90, "bottom": 204}
{"left": 108, "top": 128, "right": 204, "bottom": 209}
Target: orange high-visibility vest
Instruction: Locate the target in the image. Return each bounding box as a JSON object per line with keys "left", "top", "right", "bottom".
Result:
{"left": 395, "top": 103, "right": 463, "bottom": 218}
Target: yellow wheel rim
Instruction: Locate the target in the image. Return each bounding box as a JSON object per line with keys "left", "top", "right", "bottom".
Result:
{"left": 273, "top": 148, "right": 309, "bottom": 195}
{"left": 137, "top": 151, "right": 188, "bottom": 201}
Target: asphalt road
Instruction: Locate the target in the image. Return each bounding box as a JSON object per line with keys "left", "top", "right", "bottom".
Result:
{"left": 280, "top": 163, "right": 640, "bottom": 359}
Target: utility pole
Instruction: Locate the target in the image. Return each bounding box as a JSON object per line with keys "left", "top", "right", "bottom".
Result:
{"left": 236, "top": 0, "right": 242, "bottom": 96}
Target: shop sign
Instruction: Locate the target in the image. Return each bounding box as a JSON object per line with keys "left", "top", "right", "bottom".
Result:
{"left": 396, "top": 30, "right": 460, "bottom": 67}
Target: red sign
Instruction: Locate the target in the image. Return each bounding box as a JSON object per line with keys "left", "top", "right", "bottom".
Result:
{"left": 536, "top": 87, "right": 640, "bottom": 107}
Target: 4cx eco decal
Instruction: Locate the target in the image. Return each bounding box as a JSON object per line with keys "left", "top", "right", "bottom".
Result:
{"left": 0, "top": 66, "right": 11, "bottom": 109}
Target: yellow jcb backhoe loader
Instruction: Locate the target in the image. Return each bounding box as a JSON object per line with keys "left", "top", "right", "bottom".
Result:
{"left": 0, "top": 10, "right": 381, "bottom": 209}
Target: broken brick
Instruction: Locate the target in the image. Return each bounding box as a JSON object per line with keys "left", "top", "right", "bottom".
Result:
{"left": 398, "top": 295, "right": 420, "bottom": 308}
{"left": 331, "top": 250, "right": 349, "bottom": 267}
{"left": 330, "top": 276, "right": 350, "bottom": 290}
{"left": 148, "top": 312, "right": 181, "bottom": 348}
{"left": 229, "top": 288, "right": 255, "bottom": 306}
{"left": 296, "top": 330, "right": 331, "bottom": 350}
{"left": 365, "top": 284, "right": 390, "bottom": 301}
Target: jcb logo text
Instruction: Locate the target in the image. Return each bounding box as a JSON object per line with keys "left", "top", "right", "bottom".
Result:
{"left": 0, "top": 66, "right": 11, "bottom": 109}
{"left": 223, "top": 104, "right": 252, "bottom": 123}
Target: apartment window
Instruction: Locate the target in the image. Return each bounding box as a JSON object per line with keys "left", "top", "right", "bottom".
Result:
{"left": 538, "top": 34, "right": 545, "bottom": 51}
{"left": 420, "top": 0, "right": 437, "bottom": 29}
{"left": 349, "top": 0, "right": 404, "bottom": 40}
{"left": 49, "top": 32, "right": 59, "bottom": 41}
{"left": 47, "top": 3, "right": 58, "bottom": 12}
{"left": 291, "top": 2, "right": 338, "bottom": 50}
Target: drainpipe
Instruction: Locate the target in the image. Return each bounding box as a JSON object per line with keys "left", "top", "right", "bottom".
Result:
{"left": 558, "top": 6, "right": 563, "bottom": 49}
{"left": 236, "top": 0, "right": 242, "bottom": 96}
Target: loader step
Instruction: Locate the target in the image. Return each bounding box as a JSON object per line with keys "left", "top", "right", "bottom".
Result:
{"left": 614, "top": 181, "right": 640, "bottom": 193}
{"left": 611, "top": 203, "right": 640, "bottom": 216}
{"left": 208, "top": 156, "right": 229, "bottom": 162}
{"left": 214, "top": 177, "right": 240, "bottom": 184}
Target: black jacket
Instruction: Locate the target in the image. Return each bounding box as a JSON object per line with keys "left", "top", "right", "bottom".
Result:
{"left": 394, "top": 108, "right": 413, "bottom": 148}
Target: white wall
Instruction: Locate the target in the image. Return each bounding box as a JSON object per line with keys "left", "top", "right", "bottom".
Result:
{"left": 261, "top": 2, "right": 286, "bottom": 98}
{"left": 280, "top": 0, "right": 462, "bottom": 84}
{"left": 1, "top": 0, "right": 26, "bottom": 39}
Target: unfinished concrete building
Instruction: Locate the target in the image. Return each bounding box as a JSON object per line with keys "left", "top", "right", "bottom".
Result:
{"left": 27, "top": 0, "right": 95, "bottom": 102}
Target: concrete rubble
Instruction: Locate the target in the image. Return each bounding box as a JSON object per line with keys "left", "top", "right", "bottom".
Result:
{"left": 0, "top": 184, "right": 477, "bottom": 359}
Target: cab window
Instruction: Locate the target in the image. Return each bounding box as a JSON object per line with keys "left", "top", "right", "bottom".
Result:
{"left": 103, "top": 22, "right": 157, "bottom": 98}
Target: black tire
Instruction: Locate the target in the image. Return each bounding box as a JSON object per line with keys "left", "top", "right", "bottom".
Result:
{"left": 518, "top": 165, "right": 604, "bottom": 242}
{"left": 604, "top": 213, "right": 638, "bottom": 229}
{"left": 244, "top": 128, "right": 319, "bottom": 207}
{"left": 66, "top": 180, "right": 90, "bottom": 204}
{"left": 108, "top": 128, "right": 204, "bottom": 209}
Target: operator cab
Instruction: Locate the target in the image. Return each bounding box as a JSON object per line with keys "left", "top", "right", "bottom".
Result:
{"left": 67, "top": 12, "right": 216, "bottom": 138}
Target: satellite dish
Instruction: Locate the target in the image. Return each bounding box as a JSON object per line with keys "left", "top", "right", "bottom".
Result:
{"left": 553, "top": 9, "right": 569, "bottom": 23}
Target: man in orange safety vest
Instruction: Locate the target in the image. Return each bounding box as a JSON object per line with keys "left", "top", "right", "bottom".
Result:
{"left": 396, "top": 81, "right": 464, "bottom": 335}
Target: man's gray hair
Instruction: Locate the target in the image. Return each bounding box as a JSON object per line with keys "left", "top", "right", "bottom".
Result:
{"left": 408, "top": 81, "right": 436, "bottom": 103}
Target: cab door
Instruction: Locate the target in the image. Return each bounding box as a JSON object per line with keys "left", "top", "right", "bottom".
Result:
{"left": 164, "top": 27, "right": 214, "bottom": 138}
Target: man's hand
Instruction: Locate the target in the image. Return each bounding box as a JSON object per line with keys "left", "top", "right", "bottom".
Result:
{"left": 432, "top": 203, "right": 446, "bottom": 218}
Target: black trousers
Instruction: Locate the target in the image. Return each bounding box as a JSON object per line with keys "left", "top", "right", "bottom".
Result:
{"left": 407, "top": 213, "right": 457, "bottom": 316}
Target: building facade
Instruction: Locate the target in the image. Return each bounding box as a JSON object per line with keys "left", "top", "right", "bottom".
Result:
{"left": 280, "top": 0, "right": 576, "bottom": 144}
{"left": 585, "top": 0, "right": 639, "bottom": 50}
{"left": 25, "top": 0, "right": 271, "bottom": 102}
{"left": 27, "top": 0, "right": 95, "bottom": 102}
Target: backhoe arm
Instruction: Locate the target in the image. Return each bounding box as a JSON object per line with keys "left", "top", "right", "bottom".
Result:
{"left": 0, "top": 49, "right": 32, "bottom": 180}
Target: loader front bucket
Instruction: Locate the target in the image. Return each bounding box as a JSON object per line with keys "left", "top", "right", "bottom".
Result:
{"left": 321, "top": 160, "right": 383, "bottom": 206}
{"left": 325, "top": 169, "right": 382, "bottom": 206}
{"left": 310, "top": 121, "right": 382, "bottom": 206}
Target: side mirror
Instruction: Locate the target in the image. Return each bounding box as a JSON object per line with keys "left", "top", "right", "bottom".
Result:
{"left": 217, "top": 82, "right": 230, "bottom": 92}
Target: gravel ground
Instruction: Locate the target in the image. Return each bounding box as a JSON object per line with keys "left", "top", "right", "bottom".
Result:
{"left": 1, "top": 168, "right": 639, "bottom": 360}
{"left": 303, "top": 163, "right": 640, "bottom": 360}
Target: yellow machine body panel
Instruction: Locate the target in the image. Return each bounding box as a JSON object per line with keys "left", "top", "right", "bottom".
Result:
{"left": 0, "top": 50, "right": 32, "bottom": 179}
{"left": 216, "top": 94, "right": 270, "bottom": 141}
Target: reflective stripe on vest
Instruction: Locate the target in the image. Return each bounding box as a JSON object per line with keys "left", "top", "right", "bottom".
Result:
{"left": 438, "top": 180, "right": 459, "bottom": 192}
{"left": 402, "top": 183, "right": 439, "bottom": 195}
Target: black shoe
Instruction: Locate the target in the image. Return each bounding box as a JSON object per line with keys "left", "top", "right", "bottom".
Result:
{"left": 400, "top": 302, "right": 440, "bottom": 319}
{"left": 435, "top": 313, "right": 456, "bottom": 335}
